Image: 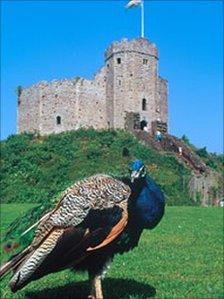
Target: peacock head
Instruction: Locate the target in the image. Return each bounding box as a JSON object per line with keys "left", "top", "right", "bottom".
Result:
{"left": 129, "top": 160, "right": 147, "bottom": 183}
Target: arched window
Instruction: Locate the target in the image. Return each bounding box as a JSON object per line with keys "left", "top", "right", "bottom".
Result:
{"left": 142, "top": 98, "right": 147, "bottom": 111}
{"left": 56, "top": 116, "right": 61, "bottom": 125}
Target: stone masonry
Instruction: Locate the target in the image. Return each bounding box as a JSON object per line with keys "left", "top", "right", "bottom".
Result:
{"left": 17, "top": 38, "right": 168, "bottom": 135}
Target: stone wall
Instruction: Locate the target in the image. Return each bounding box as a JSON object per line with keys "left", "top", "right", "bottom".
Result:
{"left": 17, "top": 85, "right": 40, "bottom": 133}
{"left": 189, "top": 171, "right": 222, "bottom": 206}
{"left": 77, "top": 67, "right": 107, "bottom": 129}
{"left": 105, "top": 38, "right": 161, "bottom": 131}
{"left": 38, "top": 79, "right": 78, "bottom": 135}
{"left": 18, "top": 69, "right": 107, "bottom": 135}
{"left": 156, "top": 76, "right": 168, "bottom": 124}
{"left": 17, "top": 37, "right": 168, "bottom": 135}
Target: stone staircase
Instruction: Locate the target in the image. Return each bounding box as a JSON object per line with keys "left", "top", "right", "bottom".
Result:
{"left": 133, "top": 130, "right": 224, "bottom": 206}
{"left": 133, "top": 130, "right": 207, "bottom": 174}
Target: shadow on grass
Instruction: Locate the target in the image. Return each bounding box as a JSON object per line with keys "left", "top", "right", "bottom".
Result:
{"left": 25, "top": 278, "right": 156, "bottom": 299}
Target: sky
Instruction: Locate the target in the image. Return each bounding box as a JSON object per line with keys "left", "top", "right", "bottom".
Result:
{"left": 1, "top": 0, "right": 223, "bottom": 153}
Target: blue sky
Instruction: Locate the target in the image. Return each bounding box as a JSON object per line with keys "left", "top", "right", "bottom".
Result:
{"left": 1, "top": 0, "right": 223, "bottom": 153}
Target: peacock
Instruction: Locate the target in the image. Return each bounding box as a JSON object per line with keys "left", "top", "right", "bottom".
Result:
{"left": 0, "top": 160, "right": 165, "bottom": 299}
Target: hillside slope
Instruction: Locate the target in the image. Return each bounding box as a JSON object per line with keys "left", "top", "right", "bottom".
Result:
{"left": 1, "top": 129, "right": 191, "bottom": 206}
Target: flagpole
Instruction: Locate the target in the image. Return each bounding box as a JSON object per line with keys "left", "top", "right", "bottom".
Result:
{"left": 141, "top": 0, "right": 144, "bottom": 38}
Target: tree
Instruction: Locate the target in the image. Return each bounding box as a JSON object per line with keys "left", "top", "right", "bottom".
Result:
{"left": 181, "top": 134, "right": 190, "bottom": 145}
{"left": 196, "top": 147, "right": 208, "bottom": 158}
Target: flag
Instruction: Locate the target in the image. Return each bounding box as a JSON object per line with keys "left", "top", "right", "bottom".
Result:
{"left": 126, "top": 0, "right": 141, "bottom": 9}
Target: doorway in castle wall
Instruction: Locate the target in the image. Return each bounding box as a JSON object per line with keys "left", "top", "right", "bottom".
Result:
{"left": 140, "top": 120, "right": 148, "bottom": 131}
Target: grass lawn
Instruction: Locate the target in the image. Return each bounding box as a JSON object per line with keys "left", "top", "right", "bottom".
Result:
{"left": 0, "top": 204, "right": 223, "bottom": 299}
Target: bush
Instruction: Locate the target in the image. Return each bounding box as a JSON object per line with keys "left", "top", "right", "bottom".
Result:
{"left": 196, "top": 147, "right": 209, "bottom": 158}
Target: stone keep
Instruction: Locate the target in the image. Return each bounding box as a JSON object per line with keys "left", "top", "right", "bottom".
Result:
{"left": 17, "top": 38, "right": 168, "bottom": 135}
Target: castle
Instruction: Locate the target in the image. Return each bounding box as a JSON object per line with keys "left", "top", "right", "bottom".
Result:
{"left": 17, "top": 38, "right": 168, "bottom": 135}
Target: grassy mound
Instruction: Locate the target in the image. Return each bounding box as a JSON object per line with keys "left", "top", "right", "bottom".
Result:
{"left": 1, "top": 128, "right": 193, "bottom": 243}
{"left": 1, "top": 129, "right": 191, "bottom": 205}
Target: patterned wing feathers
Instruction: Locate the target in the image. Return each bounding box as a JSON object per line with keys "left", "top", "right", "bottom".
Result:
{"left": 9, "top": 175, "right": 131, "bottom": 292}
{"left": 32, "top": 175, "right": 130, "bottom": 248}
{"left": 9, "top": 229, "right": 64, "bottom": 291}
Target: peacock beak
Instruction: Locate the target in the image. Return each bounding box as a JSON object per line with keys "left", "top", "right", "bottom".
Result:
{"left": 131, "top": 171, "right": 138, "bottom": 183}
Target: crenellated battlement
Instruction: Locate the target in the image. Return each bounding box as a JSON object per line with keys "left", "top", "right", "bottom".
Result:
{"left": 105, "top": 38, "right": 158, "bottom": 61}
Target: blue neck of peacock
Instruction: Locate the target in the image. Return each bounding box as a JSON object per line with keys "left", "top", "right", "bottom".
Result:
{"left": 134, "top": 176, "right": 165, "bottom": 229}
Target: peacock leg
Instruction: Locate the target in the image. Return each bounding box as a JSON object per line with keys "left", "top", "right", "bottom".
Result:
{"left": 88, "top": 274, "right": 103, "bottom": 299}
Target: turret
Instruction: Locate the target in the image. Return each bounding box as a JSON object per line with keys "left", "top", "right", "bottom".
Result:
{"left": 104, "top": 37, "right": 167, "bottom": 132}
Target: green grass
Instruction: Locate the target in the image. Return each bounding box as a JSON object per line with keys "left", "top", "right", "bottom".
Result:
{"left": 0, "top": 204, "right": 223, "bottom": 299}
{"left": 0, "top": 204, "right": 36, "bottom": 236}
{"left": 1, "top": 130, "right": 194, "bottom": 206}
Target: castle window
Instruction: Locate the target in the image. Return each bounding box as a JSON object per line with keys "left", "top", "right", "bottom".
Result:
{"left": 143, "top": 59, "right": 148, "bottom": 65}
{"left": 56, "top": 116, "right": 61, "bottom": 125}
{"left": 118, "top": 80, "right": 121, "bottom": 86}
{"left": 117, "top": 58, "right": 121, "bottom": 64}
{"left": 142, "top": 98, "right": 147, "bottom": 111}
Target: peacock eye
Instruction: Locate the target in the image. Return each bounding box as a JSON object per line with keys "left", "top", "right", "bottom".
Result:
{"left": 141, "top": 166, "right": 146, "bottom": 174}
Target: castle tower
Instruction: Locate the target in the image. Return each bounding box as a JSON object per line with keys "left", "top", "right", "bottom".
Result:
{"left": 17, "top": 37, "right": 168, "bottom": 136}
{"left": 105, "top": 37, "right": 168, "bottom": 132}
